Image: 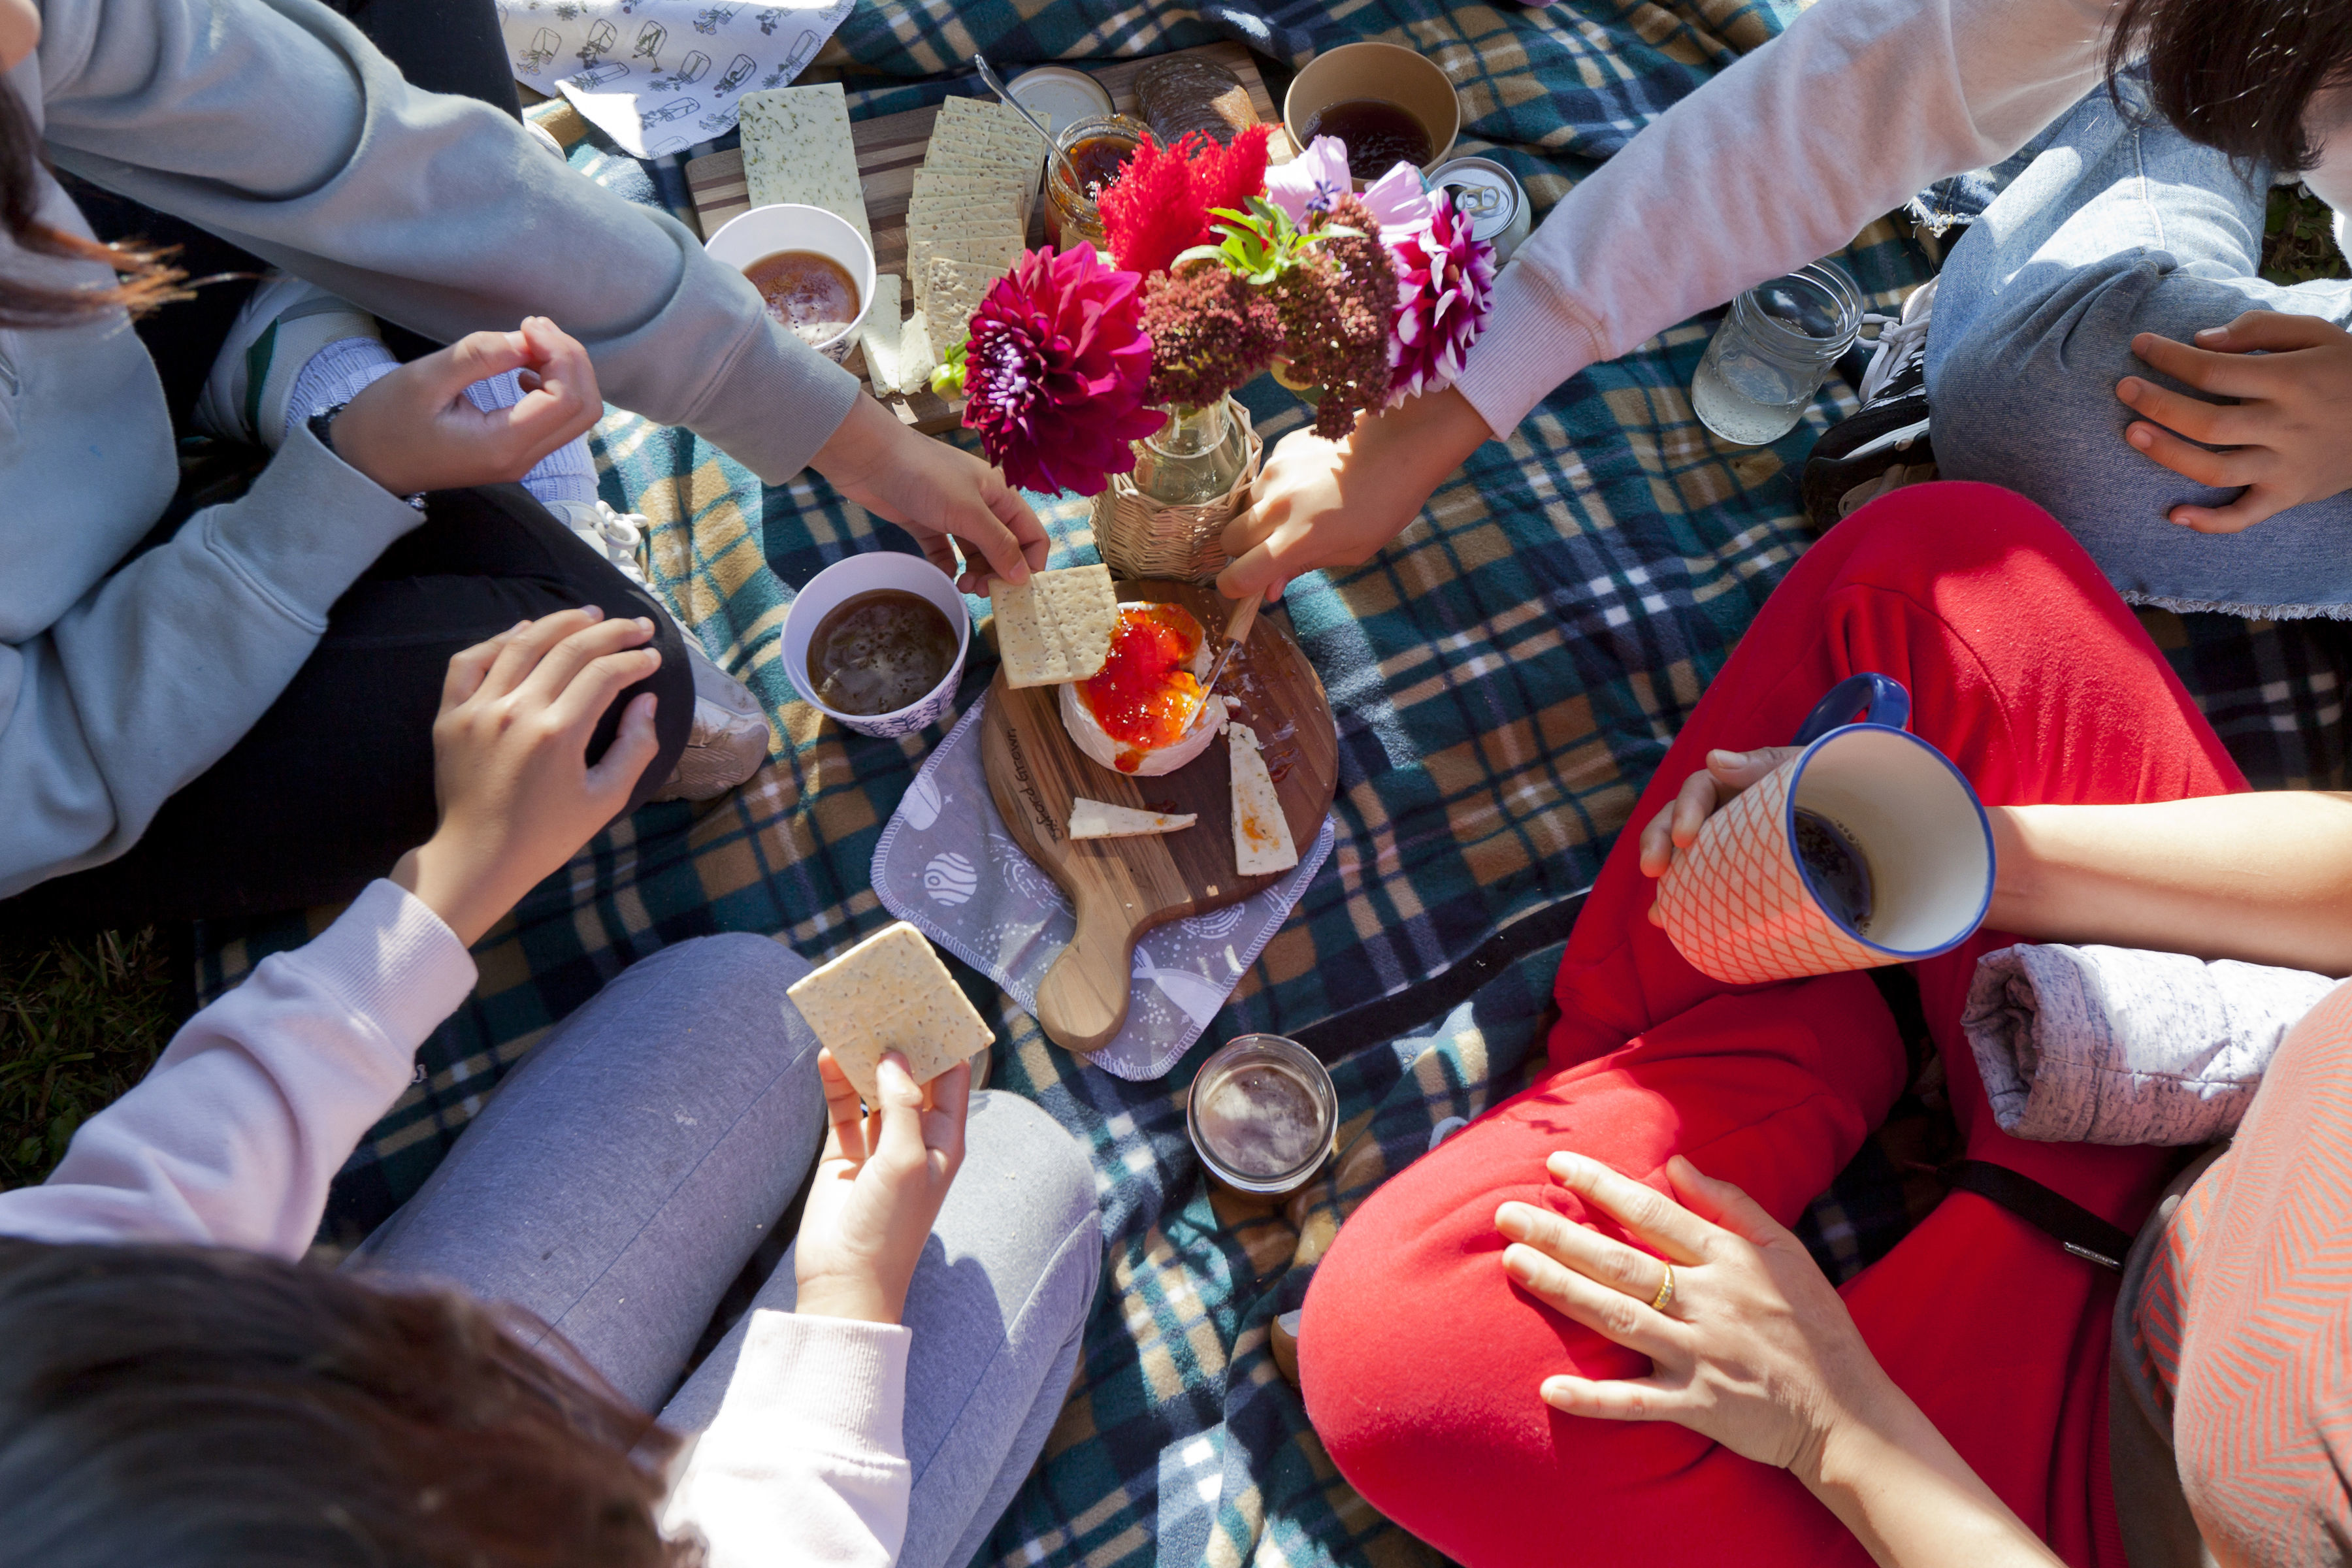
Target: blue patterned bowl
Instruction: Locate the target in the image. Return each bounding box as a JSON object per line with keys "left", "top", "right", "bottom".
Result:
{"left": 781, "top": 553, "right": 972, "bottom": 738}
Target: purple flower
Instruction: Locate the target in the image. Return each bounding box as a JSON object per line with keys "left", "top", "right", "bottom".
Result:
{"left": 960, "top": 247, "right": 1168, "bottom": 497}
{"left": 1384, "top": 191, "right": 1496, "bottom": 406}
{"left": 1262, "top": 135, "right": 1352, "bottom": 225}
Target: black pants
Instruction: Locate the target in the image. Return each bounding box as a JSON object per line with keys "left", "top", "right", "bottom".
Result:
{"left": 2, "top": 1, "right": 696, "bottom": 933}
{"left": 5, "top": 488, "right": 693, "bottom": 933}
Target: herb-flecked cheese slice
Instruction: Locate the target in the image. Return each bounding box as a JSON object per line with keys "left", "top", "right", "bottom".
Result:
{"left": 739, "top": 84, "right": 872, "bottom": 246}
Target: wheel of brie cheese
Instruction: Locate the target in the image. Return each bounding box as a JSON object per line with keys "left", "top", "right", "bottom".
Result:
{"left": 1058, "top": 601, "right": 1224, "bottom": 776}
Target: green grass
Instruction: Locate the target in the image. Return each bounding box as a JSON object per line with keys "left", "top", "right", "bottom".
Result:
{"left": 2262, "top": 184, "right": 2349, "bottom": 286}
{"left": 0, "top": 927, "right": 176, "bottom": 1188}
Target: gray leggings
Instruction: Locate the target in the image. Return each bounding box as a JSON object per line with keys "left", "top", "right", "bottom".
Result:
{"left": 348, "top": 933, "right": 1102, "bottom": 1568}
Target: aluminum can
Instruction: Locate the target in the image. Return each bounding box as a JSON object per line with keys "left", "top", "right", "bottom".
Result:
{"left": 1428, "top": 155, "right": 1531, "bottom": 265}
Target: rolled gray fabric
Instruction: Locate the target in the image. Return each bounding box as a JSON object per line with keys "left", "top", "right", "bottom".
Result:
{"left": 1963, "top": 945, "right": 2339, "bottom": 1145}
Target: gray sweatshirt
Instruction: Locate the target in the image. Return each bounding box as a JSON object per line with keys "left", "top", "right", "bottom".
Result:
{"left": 1, "top": 0, "right": 859, "bottom": 899}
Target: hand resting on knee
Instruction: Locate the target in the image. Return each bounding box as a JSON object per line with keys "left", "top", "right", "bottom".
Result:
{"left": 2115, "top": 310, "right": 2352, "bottom": 534}
{"left": 1495, "top": 1152, "right": 2066, "bottom": 1568}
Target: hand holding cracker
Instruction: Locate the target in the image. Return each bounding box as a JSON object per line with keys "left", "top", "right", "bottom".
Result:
{"left": 793, "top": 1047, "right": 971, "bottom": 1326}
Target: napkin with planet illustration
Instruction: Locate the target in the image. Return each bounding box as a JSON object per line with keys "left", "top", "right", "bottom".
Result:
{"left": 872, "top": 700, "right": 1334, "bottom": 1081}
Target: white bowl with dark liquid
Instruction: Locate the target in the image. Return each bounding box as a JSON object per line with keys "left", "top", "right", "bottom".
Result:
{"left": 781, "top": 553, "right": 972, "bottom": 738}
{"left": 706, "top": 203, "right": 877, "bottom": 363}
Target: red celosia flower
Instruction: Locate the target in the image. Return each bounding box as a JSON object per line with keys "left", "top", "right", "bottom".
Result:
{"left": 1101, "top": 125, "right": 1274, "bottom": 278}
{"left": 1141, "top": 263, "right": 1281, "bottom": 408}
{"left": 960, "top": 246, "right": 1167, "bottom": 496}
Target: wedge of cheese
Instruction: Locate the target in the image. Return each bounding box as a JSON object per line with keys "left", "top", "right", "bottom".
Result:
{"left": 1228, "top": 723, "right": 1298, "bottom": 875}
{"left": 1068, "top": 797, "right": 1197, "bottom": 840}
{"left": 854, "top": 273, "right": 903, "bottom": 391}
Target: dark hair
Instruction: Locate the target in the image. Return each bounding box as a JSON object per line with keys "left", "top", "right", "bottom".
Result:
{"left": 0, "top": 1239, "right": 700, "bottom": 1568}
{"left": 2109, "top": 0, "right": 2352, "bottom": 172}
{"left": 0, "top": 82, "right": 185, "bottom": 327}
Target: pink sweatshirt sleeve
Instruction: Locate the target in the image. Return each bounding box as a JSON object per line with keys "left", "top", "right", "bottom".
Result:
{"left": 1453, "top": 0, "right": 2118, "bottom": 434}
{"left": 662, "top": 1309, "right": 915, "bottom": 1568}
{"left": 0, "top": 879, "right": 475, "bottom": 1258}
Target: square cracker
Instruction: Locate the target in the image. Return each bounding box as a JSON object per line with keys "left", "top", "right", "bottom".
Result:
{"left": 786, "top": 921, "right": 994, "bottom": 1103}
{"left": 921, "top": 256, "right": 1003, "bottom": 337}
{"left": 990, "top": 564, "right": 1118, "bottom": 687}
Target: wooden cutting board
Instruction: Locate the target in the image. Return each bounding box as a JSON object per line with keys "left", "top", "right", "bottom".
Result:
{"left": 980, "top": 580, "right": 1337, "bottom": 1054}
{"left": 684, "top": 41, "right": 1292, "bottom": 434}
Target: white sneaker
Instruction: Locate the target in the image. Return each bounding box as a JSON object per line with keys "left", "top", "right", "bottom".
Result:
{"left": 544, "top": 498, "right": 772, "bottom": 802}
{"left": 193, "top": 272, "right": 384, "bottom": 449}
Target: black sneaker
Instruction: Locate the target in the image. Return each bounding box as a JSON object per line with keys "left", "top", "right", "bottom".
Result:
{"left": 1802, "top": 277, "right": 1938, "bottom": 527}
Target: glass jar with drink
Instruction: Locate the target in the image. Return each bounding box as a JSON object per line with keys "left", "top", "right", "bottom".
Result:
{"left": 1690, "top": 261, "right": 1863, "bottom": 446}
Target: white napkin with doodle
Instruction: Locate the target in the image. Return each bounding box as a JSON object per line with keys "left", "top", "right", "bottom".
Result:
{"left": 872, "top": 698, "right": 1336, "bottom": 1082}
{"left": 500, "top": 0, "right": 852, "bottom": 158}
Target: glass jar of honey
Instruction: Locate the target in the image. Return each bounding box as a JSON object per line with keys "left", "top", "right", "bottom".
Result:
{"left": 1042, "top": 112, "right": 1147, "bottom": 253}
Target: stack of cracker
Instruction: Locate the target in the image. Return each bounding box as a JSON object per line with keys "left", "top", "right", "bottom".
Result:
{"left": 896, "top": 97, "right": 1047, "bottom": 395}
{"left": 988, "top": 565, "right": 1118, "bottom": 688}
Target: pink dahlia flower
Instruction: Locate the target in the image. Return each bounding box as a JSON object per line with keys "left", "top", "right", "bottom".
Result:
{"left": 961, "top": 246, "right": 1168, "bottom": 497}
{"left": 1384, "top": 191, "right": 1496, "bottom": 406}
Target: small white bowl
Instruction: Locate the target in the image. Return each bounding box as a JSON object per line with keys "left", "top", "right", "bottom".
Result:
{"left": 782, "top": 553, "right": 972, "bottom": 738}
{"left": 705, "top": 203, "right": 877, "bottom": 364}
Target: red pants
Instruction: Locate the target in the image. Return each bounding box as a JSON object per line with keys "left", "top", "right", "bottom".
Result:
{"left": 1297, "top": 485, "right": 2244, "bottom": 1568}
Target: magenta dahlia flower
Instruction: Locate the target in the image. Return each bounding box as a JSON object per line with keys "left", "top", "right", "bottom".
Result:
{"left": 1384, "top": 192, "right": 1497, "bottom": 406}
{"left": 960, "top": 246, "right": 1167, "bottom": 497}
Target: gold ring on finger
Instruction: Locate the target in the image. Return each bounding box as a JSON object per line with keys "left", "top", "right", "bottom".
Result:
{"left": 1649, "top": 1263, "right": 1675, "bottom": 1314}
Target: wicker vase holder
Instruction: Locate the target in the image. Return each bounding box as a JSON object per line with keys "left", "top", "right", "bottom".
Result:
{"left": 1090, "top": 399, "right": 1264, "bottom": 585}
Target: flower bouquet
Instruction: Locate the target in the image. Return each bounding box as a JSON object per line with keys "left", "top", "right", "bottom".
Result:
{"left": 930, "top": 127, "right": 1498, "bottom": 579}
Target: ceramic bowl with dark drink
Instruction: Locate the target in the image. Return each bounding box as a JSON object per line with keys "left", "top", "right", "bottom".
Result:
{"left": 704, "top": 203, "right": 877, "bottom": 364}
{"left": 782, "top": 553, "right": 972, "bottom": 738}
{"left": 1282, "top": 42, "right": 1460, "bottom": 186}
{"left": 1653, "top": 674, "right": 1995, "bottom": 985}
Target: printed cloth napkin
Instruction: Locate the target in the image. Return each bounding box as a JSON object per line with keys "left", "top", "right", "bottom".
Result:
{"left": 500, "top": 0, "right": 852, "bottom": 158}
{"left": 874, "top": 697, "right": 1335, "bottom": 1081}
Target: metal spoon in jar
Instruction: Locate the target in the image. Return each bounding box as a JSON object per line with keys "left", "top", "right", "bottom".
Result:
{"left": 971, "top": 53, "right": 1079, "bottom": 193}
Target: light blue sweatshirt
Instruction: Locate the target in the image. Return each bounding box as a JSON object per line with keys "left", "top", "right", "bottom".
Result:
{"left": 1, "top": 0, "right": 858, "bottom": 899}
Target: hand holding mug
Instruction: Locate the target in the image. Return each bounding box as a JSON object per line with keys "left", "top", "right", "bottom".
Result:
{"left": 1638, "top": 746, "right": 1805, "bottom": 909}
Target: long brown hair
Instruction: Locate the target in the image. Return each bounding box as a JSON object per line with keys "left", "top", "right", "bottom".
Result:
{"left": 0, "top": 81, "right": 184, "bottom": 327}
{"left": 0, "top": 1238, "right": 703, "bottom": 1567}
{"left": 2108, "top": 0, "right": 2352, "bottom": 172}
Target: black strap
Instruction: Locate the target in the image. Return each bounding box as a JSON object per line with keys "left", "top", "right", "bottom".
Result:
{"left": 1942, "top": 1160, "right": 2134, "bottom": 1272}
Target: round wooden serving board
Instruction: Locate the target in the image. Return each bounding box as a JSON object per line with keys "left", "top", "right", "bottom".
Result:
{"left": 980, "top": 580, "right": 1338, "bottom": 1055}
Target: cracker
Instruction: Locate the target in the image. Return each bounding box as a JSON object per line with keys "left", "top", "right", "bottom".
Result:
{"left": 785, "top": 921, "right": 994, "bottom": 1104}
{"left": 1228, "top": 723, "right": 1299, "bottom": 875}
{"left": 921, "top": 256, "right": 1002, "bottom": 338}
{"left": 1068, "top": 797, "right": 1197, "bottom": 838}
{"left": 738, "top": 84, "right": 872, "bottom": 246}
{"left": 989, "top": 564, "right": 1119, "bottom": 687}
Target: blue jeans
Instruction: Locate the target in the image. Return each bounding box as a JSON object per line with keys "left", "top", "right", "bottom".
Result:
{"left": 1927, "top": 79, "right": 2352, "bottom": 617}
{"left": 347, "top": 934, "right": 1103, "bottom": 1568}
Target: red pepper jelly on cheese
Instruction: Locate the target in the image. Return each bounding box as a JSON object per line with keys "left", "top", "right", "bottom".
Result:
{"left": 1075, "top": 604, "right": 1205, "bottom": 773}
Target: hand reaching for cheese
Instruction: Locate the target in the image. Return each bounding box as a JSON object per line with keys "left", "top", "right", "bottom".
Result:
{"left": 813, "top": 395, "right": 1051, "bottom": 594}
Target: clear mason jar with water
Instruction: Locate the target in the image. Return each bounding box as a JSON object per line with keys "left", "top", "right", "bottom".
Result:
{"left": 1690, "top": 262, "right": 1864, "bottom": 446}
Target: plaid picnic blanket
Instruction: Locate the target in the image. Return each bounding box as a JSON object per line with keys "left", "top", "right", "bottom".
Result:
{"left": 188, "top": 2, "right": 2352, "bottom": 1564}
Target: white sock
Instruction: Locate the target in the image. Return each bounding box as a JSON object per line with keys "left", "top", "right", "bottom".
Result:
{"left": 286, "top": 336, "right": 399, "bottom": 429}
{"left": 464, "top": 369, "right": 600, "bottom": 507}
